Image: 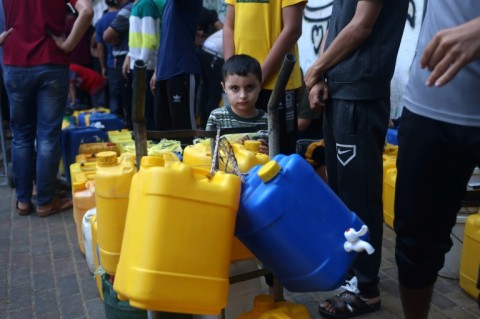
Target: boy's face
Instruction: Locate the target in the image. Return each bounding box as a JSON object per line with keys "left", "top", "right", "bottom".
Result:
{"left": 222, "top": 73, "right": 261, "bottom": 115}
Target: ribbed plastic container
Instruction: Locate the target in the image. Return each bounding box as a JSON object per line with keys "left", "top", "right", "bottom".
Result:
{"left": 82, "top": 208, "right": 97, "bottom": 274}
{"left": 460, "top": 213, "right": 480, "bottom": 298}
{"left": 70, "top": 162, "right": 97, "bottom": 254}
{"left": 95, "top": 151, "right": 135, "bottom": 275}
{"left": 183, "top": 140, "right": 269, "bottom": 174}
{"left": 237, "top": 154, "right": 367, "bottom": 292}
{"left": 113, "top": 157, "right": 241, "bottom": 314}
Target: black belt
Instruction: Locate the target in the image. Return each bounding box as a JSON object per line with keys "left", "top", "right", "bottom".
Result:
{"left": 202, "top": 47, "right": 223, "bottom": 59}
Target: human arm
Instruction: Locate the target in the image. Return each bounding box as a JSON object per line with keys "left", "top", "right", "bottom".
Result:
{"left": 0, "top": 28, "right": 13, "bottom": 46}
{"left": 304, "top": 0, "right": 383, "bottom": 90}
{"left": 103, "top": 26, "right": 120, "bottom": 45}
{"left": 223, "top": 4, "right": 235, "bottom": 61}
{"left": 261, "top": 2, "right": 304, "bottom": 85}
{"left": 97, "top": 42, "right": 108, "bottom": 78}
{"left": 150, "top": 71, "right": 156, "bottom": 94}
{"left": 122, "top": 55, "right": 130, "bottom": 78}
{"left": 420, "top": 16, "right": 480, "bottom": 87}
{"left": 50, "top": 0, "right": 93, "bottom": 53}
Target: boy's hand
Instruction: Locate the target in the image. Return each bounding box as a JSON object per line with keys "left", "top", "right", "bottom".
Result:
{"left": 257, "top": 139, "right": 269, "bottom": 155}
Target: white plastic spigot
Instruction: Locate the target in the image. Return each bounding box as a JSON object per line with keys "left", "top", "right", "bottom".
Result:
{"left": 344, "top": 225, "right": 375, "bottom": 255}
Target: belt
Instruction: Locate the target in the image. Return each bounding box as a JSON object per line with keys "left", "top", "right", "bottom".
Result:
{"left": 202, "top": 47, "right": 223, "bottom": 59}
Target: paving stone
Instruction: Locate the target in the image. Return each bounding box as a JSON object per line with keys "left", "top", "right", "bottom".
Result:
{"left": 57, "top": 274, "right": 80, "bottom": 296}
{"left": 54, "top": 258, "right": 76, "bottom": 277}
{"left": 60, "top": 293, "right": 86, "bottom": 319}
{"left": 32, "top": 254, "right": 53, "bottom": 274}
{"left": 33, "top": 272, "right": 55, "bottom": 291}
{"left": 35, "top": 289, "right": 59, "bottom": 315}
{"left": 85, "top": 298, "right": 106, "bottom": 319}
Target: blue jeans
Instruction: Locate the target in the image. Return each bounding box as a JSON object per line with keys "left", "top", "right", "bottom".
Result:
{"left": 4, "top": 65, "right": 69, "bottom": 206}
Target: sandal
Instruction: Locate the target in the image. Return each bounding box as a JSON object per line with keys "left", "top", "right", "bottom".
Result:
{"left": 16, "top": 201, "right": 32, "bottom": 216}
{"left": 318, "top": 290, "right": 381, "bottom": 318}
{"left": 36, "top": 196, "right": 73, "bottom": 218}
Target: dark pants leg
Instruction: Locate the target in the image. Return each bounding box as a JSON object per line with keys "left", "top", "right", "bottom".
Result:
{"left": 257, "top": 89, "right": 298, "bottom": 155}
{"left": 154, "top": 74, "right": 197, "bottom": 130}
{"left": 395, "top": 108, "right": 480, "bottom": 289}
{"left": 323, "top": 98, "right": 389, "bottom": 297}
{"left": 198, "top": 50, "right": 224, "bottom": 128}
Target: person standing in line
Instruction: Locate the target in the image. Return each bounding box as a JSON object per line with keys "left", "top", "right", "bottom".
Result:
{"left": 223, "top": 0, "right": 306, "bottom": 155}
{"left": 150, "top": 0, "right": 202, "bottom": 130}
{"left": 123, "top": 0, "right": 165, "bottom": 130}
{"left": 3, "top": 0, "right": 93, "bottom": 217}
{"left": 95, "top": 0, "right": 120, "bottom": 114}
{"left": 304, "top": 0, "right": 408, "bottom": 317}
{"left": 103, "top": 0, "right": 134, "bottom": 128}
{"left": 394, "top": 2, "right": 480, "bottom": 318}
{"left": 197, "top": 29, "right": 225, "bottom": 129}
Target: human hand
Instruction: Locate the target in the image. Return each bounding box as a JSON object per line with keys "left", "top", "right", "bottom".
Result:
{"left": 304, "top": 66, "right": 323, "bottom": 91}
{"left": 49, "top": 31, "right": 68, "bottom": 52}
{"left": 420, "top": 18, "right": 480, "bottom": 87}
{"left": 150, "top": 73, "right": 157, "bottom": 94}
{"left": 257, "top": 139, "right": 269, "bottom": 155}
{"left": 0, "top": 28, "right": 13, "bottom": 45}
{"left": 308, "top": 81, "right": 329, "bottom": 112}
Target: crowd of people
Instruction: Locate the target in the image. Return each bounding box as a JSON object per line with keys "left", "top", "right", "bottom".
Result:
{"left": 0, "top": 1, "right": 479, "bottom": 319}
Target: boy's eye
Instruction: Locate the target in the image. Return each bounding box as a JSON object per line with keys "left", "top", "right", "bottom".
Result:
{"left": 246, "top": 85, "right": 256, "bottom": 92}
{"left": 229, "top": 85, "right": 239, "bottom": 92}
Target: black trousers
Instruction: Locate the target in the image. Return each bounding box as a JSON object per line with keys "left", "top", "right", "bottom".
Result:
{"left": 323, "top": 98, "right": 389, "bottom": 297}
{"left": 197, "top": 49, "right": 224, "bottom": 128}
{"left": 395, "top": 108, "right": 480, "bottom": 289}
{"left": 154, "top": 74, "right": 198, "bottom": 130}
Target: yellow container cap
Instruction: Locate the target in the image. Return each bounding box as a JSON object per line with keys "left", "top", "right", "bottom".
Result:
{"left": 244, "top": 140, "right": 261, "bottom": 152}
{"left": 96, "top": 151, "right": 118, "bottom": 167}
{"left": 253, "top": 294, "right": 275, "bottom": 312}
{"left": 258, "top": 160, "right": 281, "bottom": 182}
{"left": 141, "top": 156, "right": 165, "bottom": 168}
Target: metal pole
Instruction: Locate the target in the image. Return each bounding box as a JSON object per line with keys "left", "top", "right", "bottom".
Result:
{"left": 267, "top": 53, "right": 297, "bottom": 158}
{"left": 132, "top": 59, "right": 148, "bottom": 168}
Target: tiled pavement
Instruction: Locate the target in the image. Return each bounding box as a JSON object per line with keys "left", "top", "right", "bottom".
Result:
{"left": 0, "top": 182, "right": 479, "bottom": 319}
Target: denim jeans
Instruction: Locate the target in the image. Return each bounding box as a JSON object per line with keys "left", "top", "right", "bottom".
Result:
{"left": 4, "top": 65, "right": 69, "bottom": 206}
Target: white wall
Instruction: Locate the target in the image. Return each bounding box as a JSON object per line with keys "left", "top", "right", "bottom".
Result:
{"left": 206, "top": 0, "right": 427, "bottom": 119}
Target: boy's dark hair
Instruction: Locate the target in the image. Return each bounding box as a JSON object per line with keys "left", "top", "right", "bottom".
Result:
{"left": 222, "top": 54, "right": 262, "bottom": 83}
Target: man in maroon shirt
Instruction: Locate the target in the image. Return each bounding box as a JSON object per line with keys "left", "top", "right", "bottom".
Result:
{"left": 3, "top": 0, "right": 93, "bottom": 217}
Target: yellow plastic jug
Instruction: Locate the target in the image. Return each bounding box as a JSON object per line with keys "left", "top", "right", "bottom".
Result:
{"left": 383, "top": 168, "right": 397, "bottom": 229}
{"left": 238, "top": 295, "right": 310, "bottom": 319}
{"left": 183, "top": 140, "right": 269, "bottom": 173}
{"left": 113, "top": 157, "right": 241, "bottom": 314}
{"left": 70, "top": 162, "right": 97, "bottom": 254}
{"left": 460, "top": 213, "right": 480, "bottom": 298}
{"left": 226, "top": 142, "right": 269, "bottom": 173}
{"left": 95, "top": 151, "right": 135, "bottom": 275}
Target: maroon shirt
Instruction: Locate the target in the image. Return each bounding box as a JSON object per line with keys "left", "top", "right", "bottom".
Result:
{"left": 3, "top": 0, "right": 78, "bottom": 67}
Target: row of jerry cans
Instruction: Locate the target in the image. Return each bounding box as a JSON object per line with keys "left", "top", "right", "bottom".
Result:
{"left": 183, "top": 139, "right": 269, "bottom": 173}
{"left": 105, "top": 151, "right": 369, "bottom": 315}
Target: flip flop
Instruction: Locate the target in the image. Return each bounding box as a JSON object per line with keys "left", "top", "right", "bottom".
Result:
{"left": 36, "top": 196, "right": 73, "bottom": 218}
{"left": 318, "top": 290, "right": 381, "bottom": 318}
{"left": 16, "top": 201, "right": 32, "bottom": 216}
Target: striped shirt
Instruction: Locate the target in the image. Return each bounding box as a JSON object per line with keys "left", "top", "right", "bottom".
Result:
{"left": 128, "top": 0, "right": 165, "bottom": 70}
{"left": 206, "top": 105, "right": 268, "bottom": 140}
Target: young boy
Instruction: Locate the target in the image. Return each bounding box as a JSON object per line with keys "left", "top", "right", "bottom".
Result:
{"left": 68, "top": 63, "right": 107, "bottom": 111}
{"left": 206, "top": 54, "right": 268, "bottom": 154}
